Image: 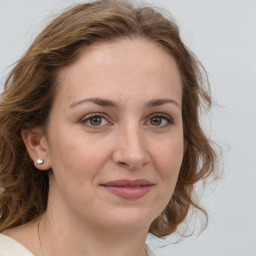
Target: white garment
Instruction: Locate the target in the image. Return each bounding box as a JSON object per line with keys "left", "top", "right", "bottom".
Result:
{"left": 145, "top": 244, "right": 156, "bottom": 256}
{"left": 0, "top": 233, "right": 155, "bottom": 256}
{"left": 0, "top": 234, "right": 33, "bottom": 256}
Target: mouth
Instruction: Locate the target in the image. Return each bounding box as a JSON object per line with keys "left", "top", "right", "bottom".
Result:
{"left": 100, "top": 179, "right": 154, "bottom": 199}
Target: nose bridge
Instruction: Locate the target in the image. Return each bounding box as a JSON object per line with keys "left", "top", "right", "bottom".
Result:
{"left": 123, "top": 122, "right": 143, "bottom": 154}
{"left": 113, "top": 120, "right": 149, "bottom": 169}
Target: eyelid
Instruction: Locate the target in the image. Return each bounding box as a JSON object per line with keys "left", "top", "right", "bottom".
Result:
{"left": 149, "top": 113, "right": 173, "bottom": 122}
{"left": 145, "top": 113, "right": 174, "bottom": 129}
{"left": 80, "top": 112, "right": 111, "bottom": 129}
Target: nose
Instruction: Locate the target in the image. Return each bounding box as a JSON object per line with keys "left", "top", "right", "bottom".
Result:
{"left": 112, "top": 125, "right": 150, "bottom": 170}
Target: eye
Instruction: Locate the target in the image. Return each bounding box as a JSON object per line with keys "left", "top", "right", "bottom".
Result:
{"left": 146, "top": 113, "right": 173, "bottom": 128}
{"left": 80, "top": 113, "right": 110, "bottom": 129}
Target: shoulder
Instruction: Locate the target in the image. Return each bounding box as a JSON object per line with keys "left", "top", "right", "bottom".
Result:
{"left": 0, "top": 234, "right": 33, "bottom": 256}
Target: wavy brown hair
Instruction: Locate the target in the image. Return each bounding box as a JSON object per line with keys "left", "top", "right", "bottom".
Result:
{"left": 0, "top": 0, "right": 217, "bottom": 237}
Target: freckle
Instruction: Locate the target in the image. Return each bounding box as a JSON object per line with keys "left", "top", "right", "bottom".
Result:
{"left": 78, "top": 180, "right": 84, "bottom": 186}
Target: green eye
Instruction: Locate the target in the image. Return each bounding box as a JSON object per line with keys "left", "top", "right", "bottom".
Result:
{"left": 150, "top": 117, "right": 162, "bottom": 126}
{"left": 81, "top": 113, "right": 109, "bottom": 129}
{"left": 89, "top": 117, "right": 102, "bottom": 126}
{"left": 147, "top": 114, "right": 173, "bottom": 128}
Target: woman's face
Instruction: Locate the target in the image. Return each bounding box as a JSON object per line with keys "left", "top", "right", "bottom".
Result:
{"left": 43, "top": 38, "right": 184, "bottom": 232}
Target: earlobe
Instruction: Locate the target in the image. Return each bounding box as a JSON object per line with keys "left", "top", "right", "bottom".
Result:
{"left": 21, "top": 127, "right": 51, "bottom": 170}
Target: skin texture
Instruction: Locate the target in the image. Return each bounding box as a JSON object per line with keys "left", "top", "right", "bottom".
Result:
{"left": 14, "top": 38, "right": 184, "bottom": 256}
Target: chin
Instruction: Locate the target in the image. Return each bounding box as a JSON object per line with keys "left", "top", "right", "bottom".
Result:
{"left": 98, "top": 208, "right": 157, "bottom": 233}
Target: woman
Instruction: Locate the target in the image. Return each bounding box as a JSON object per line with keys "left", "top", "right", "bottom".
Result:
{"left": 0, "top": 0, "right": 216, "bottom": 255}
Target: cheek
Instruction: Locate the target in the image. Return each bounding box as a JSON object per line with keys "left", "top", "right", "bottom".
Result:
{"left": 153, "top": 138, "right": 184, "bottom": 176}
{"left": 149, "top": 137, "right": 183, "bottom": 214}
{"left": 48, "top": 132, "right": 110, "bottom": 182}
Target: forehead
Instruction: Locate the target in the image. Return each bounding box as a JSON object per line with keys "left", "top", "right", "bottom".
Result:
{"left": 60, "top": 38, "right": 179, "bottom": 75}
{"left": 55, "top": 38, "right": 182, "bottom": 106}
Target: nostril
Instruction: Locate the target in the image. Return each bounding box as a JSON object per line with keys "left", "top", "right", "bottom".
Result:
{"left": 117, "top": 161, "right": 133, "bottom": 168}
{"left": 112, "top": 145, "right": 149, "bottom": 170}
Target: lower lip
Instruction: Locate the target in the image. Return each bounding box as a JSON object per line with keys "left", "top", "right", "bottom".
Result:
{"left": 102, "top": 186, "right": 152, "bottom": 199}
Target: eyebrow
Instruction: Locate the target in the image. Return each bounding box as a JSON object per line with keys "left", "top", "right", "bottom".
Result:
{"left": 145, "top": 98, "right": 181, "bottom": 109}
{"left": 69, "top": 97, "right": 181, "bottom": 109}
{"left": 70, "top": 98, "right": 118, "bottom": 108}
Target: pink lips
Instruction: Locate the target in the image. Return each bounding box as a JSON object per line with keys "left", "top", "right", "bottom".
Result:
{"left": 101, "top": 179, "right": 153, "bottom": 199}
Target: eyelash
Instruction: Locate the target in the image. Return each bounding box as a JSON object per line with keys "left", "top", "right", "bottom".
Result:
{"left": 80, "top": 113, "right": 110, "bottom": 129}
{"left": 146, "top": 113, "right": 173, "bottom": 129}
{"left": 80, "top": 112, "right": 173, "bottom": 130}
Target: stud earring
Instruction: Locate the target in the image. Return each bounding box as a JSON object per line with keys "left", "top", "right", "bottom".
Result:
{"left": 36, "top": 159, "right": 44, "bottom": 165}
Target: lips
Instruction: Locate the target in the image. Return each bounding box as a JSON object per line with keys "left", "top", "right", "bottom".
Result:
{"left": 101, "top": 179, "right": 153, "bottom": 199}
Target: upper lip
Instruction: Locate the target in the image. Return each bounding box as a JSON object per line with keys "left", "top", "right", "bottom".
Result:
{"left": 101, "top": 179, "right": 153, "bottom": 187}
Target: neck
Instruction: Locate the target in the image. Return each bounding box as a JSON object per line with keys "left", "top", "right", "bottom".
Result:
{"left": 39, "top": 210, "right": 149, "bottom": 256}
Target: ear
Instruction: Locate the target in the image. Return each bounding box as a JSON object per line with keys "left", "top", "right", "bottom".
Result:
{"left": 21, "top": 127, "right": 52, "bottom": 170}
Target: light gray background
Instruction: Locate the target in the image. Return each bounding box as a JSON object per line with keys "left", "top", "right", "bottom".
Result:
{"left": 0, "top": 1, "right": 255, "bottom": 255}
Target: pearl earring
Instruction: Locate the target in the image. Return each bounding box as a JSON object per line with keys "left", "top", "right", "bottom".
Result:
{"left": 36, "top": 159, "right": 44, "bottom": 165}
